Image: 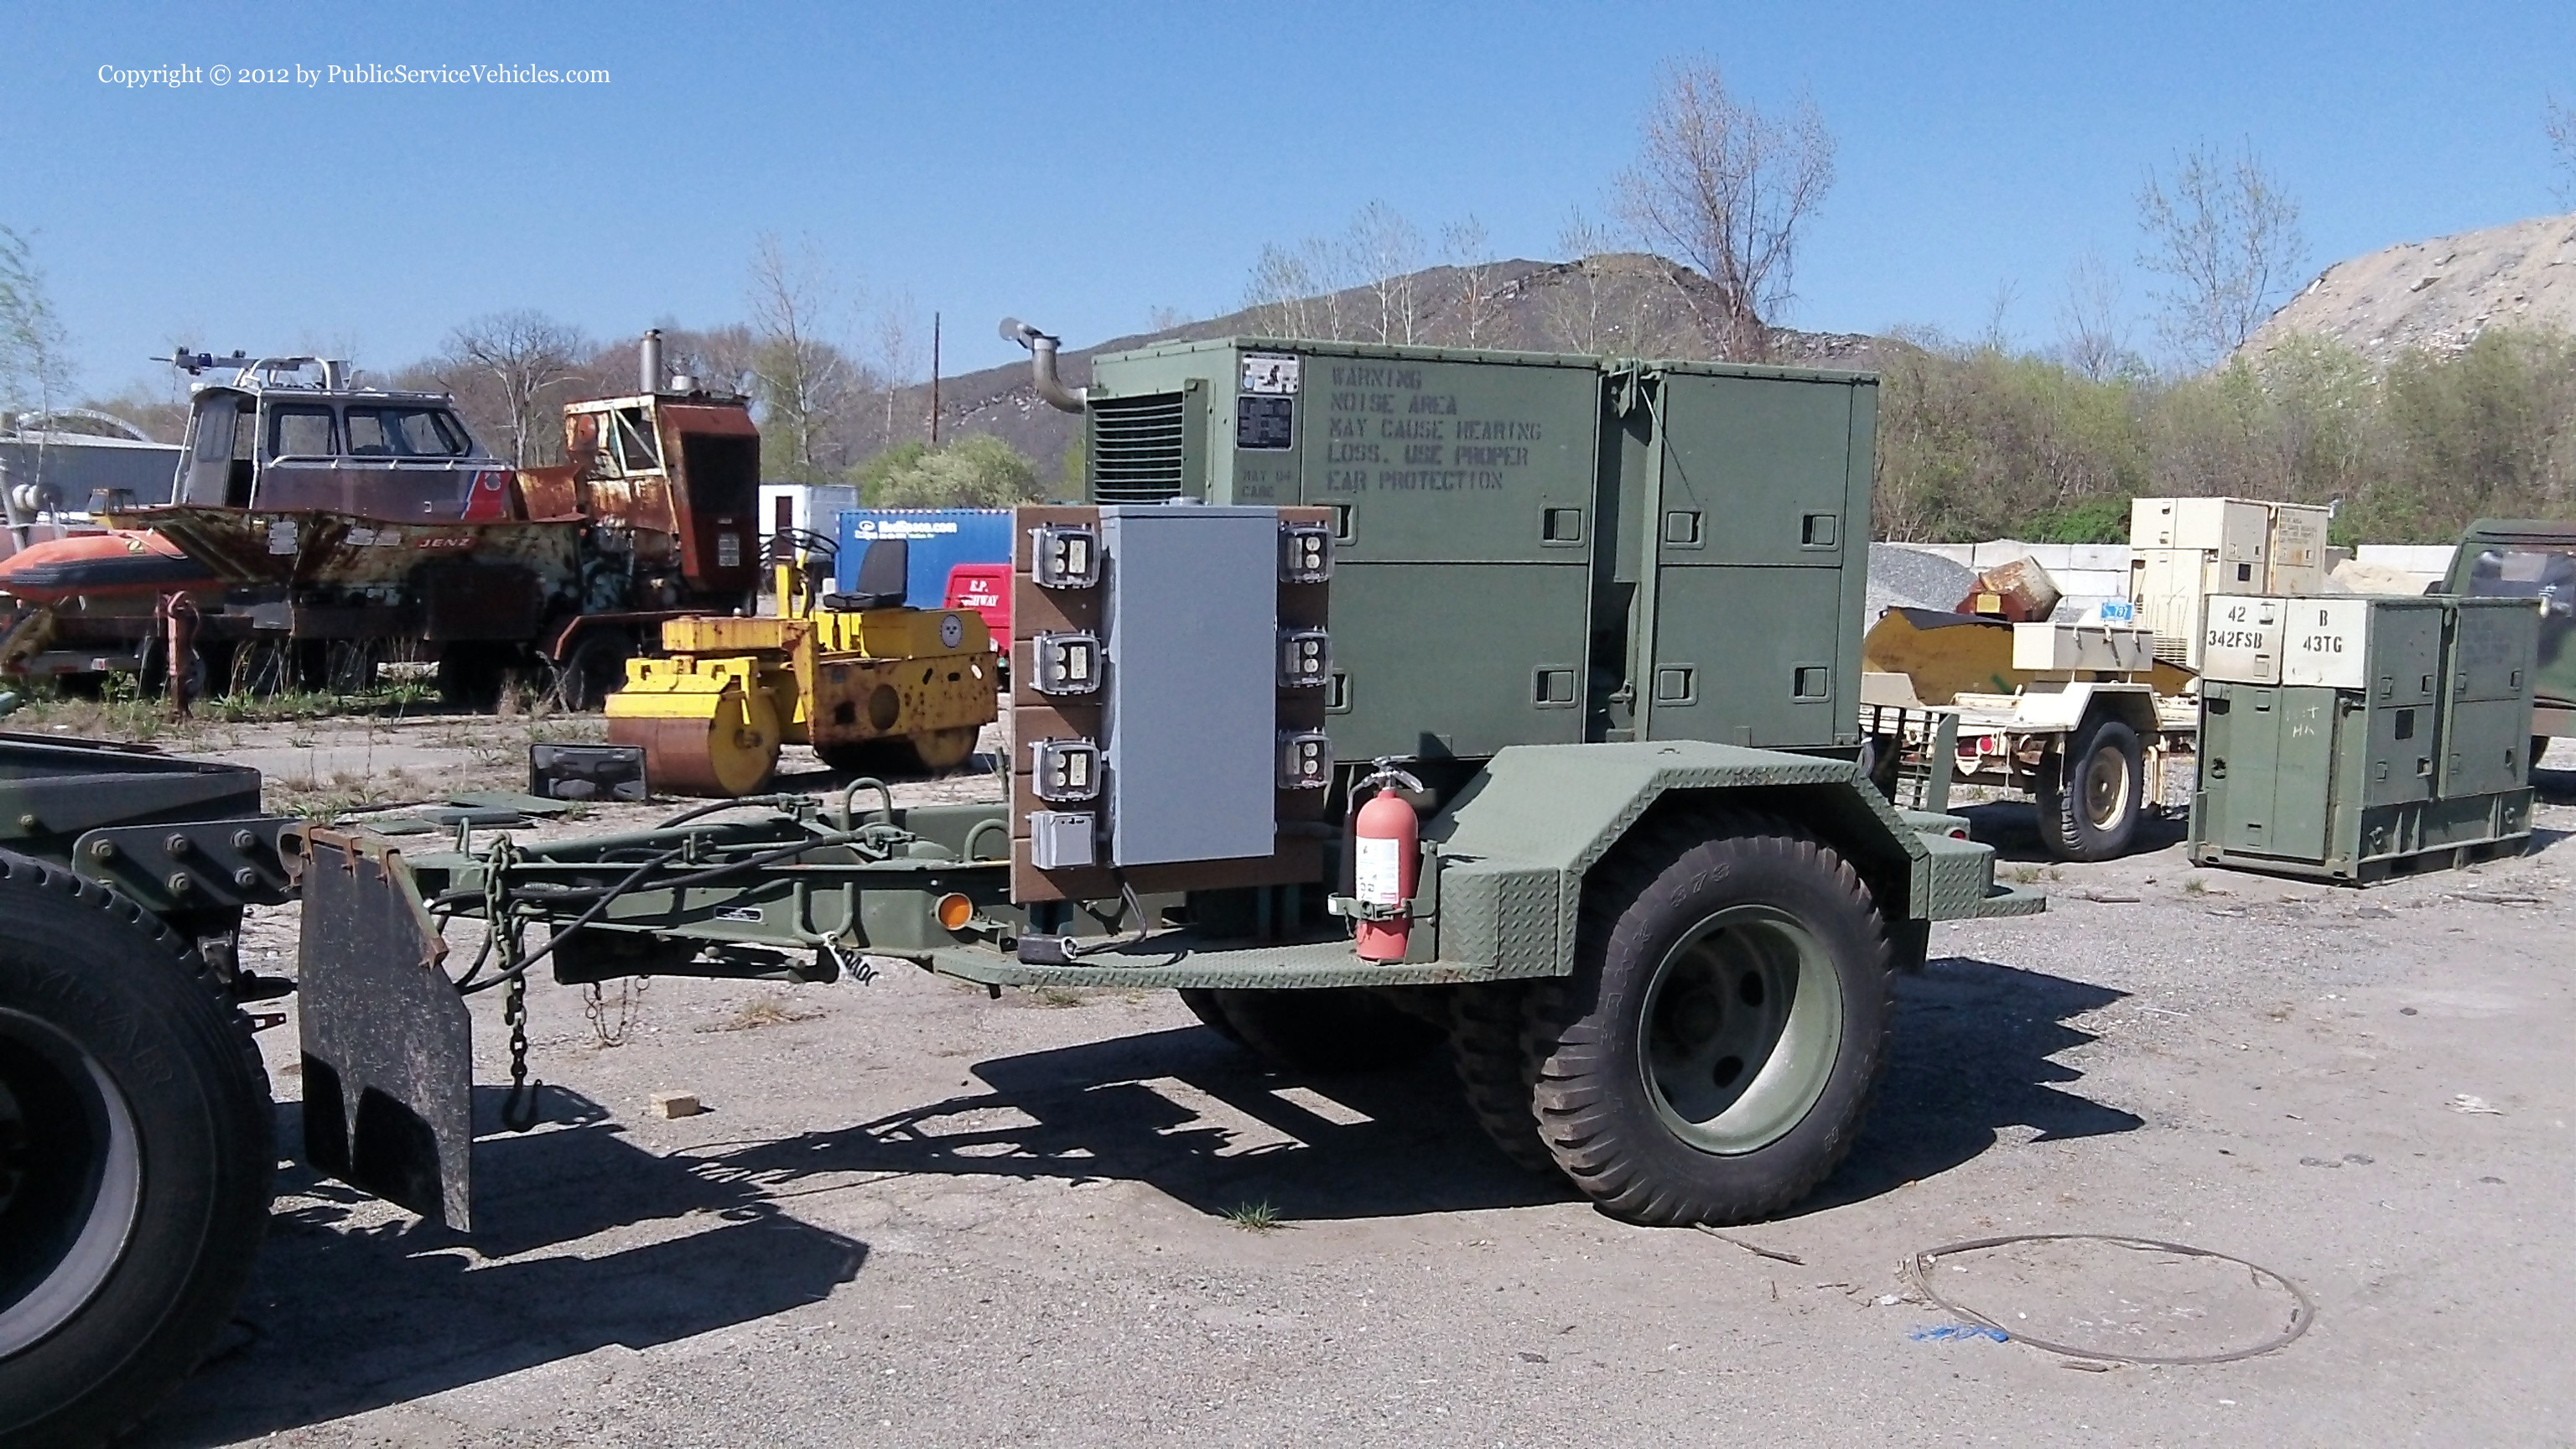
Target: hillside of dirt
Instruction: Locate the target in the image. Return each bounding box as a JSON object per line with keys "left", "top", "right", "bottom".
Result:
{"left": 916, "top": 253, "right": 1894, "bottom": 478}
{"left": 2242, "top": 210, "right": 2576, "bottom": 364}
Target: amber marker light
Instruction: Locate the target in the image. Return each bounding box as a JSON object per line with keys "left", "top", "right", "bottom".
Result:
{"left": 935, "top": 893, "right": 975, "bottom": 932}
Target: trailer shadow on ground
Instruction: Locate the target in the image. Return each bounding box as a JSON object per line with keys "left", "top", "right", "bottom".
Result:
{"left": 1960, "top": 798, "right": 2193, "bottom": 864}
{"left": 1795, "top": 954, "right": 2141, "bottom": 1217}
{"left": 141, "top": 1086, "right": 866, "bottom": 1449}
{"left": 694, "top": 959, "right": 2138, "bottom": 1231}
{"left": 693, "top": 1027, "right": 1576, "bottom": 1225}
{"left": 144, "top": 960, "right": 2133, "bottom": 1443}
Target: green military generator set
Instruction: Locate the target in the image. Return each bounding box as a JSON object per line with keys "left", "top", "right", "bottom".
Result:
{"left": 2189, "top": 593, "right": 2539, "bottom": 882}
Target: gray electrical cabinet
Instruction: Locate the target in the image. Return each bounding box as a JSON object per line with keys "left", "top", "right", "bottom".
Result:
{"left": 2190, "top": 595, "right": 2537, "bottom": 882}
{"left": 1005, "top": 503, "right": 1335, "bottom": 904}
{"left": 1100, "top": 506, "right": 1279, "bottom": 865}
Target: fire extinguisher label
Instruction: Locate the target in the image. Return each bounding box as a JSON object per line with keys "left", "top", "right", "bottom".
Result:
{"left": 1355, "top": 835, "right": 1404, "bottom": 905}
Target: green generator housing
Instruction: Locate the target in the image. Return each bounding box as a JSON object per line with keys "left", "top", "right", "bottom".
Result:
{"left": 1078, "top": 339, "right": 1876, "bottom": 765}
{"left": 2189, "top": 594, "right": 2538, "bottom": 882}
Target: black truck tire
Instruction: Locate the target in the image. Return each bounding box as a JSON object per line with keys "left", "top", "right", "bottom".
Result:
{"left": 1202, "top": 988, "right": 1442, "bottom": 1074}
{"left": 1446, "top": 983, "right": 1555, "bottom": 1175}
{"left": 2035, "top": 715, "right": 2145, "bottom": 861}
{"left": 0, "top": 851, "right": 273, "bottom": 1449}
{"left": 1524, "top": 813, "right": 1893, "bottom": 1226}
{"left": 1175, "top": 989, "right": 1247, "bottom": 1047}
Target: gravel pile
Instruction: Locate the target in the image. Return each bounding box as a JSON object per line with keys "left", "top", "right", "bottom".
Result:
{"left": 1865, "top": 543, "right": 1975, "bottom": 621}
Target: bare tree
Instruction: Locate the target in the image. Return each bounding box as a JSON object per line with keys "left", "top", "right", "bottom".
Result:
{"left": 745, "top": 232, "right": 865, "bottom": 481}
{"left": 2055, "top": 250, "right": 2136, "bottom": 382}
{"left": 2136, "top": 142, "right": 2309, "bottom": 370}
{"left": 654, "top": 323, "right": 759, "bottom": 398}
{"left": 0, "top": 230, "right": 73, "bottom": 408}
{"left": 1978, "top": 279, "right": 2020, "bottom": 354}
{"left": 439, "top": 310, "right": 587, "bottom": 466}
{"left": 0, "top": 226, "right": 75, "bottom": 523}
{"left": 1540, "top": 210, "right": 1621, "bottom": 354}
{"left": 1614, "top": 58, "right": 1836, "bottom": 361}
{"left": 867, "top": 291, "right": 924, "bottom": 449}
{"left": 1348, "top": 201, "right": 1423, "bottom": 345}
{"left": 1437, "top": 216, "right": 1504, "bottom": 346}
{"left": 1244, "top": 237, "right": 1348, "bottom": 340}
{"left": 2550, "top": 95, "right": 2576, "bottom": 205}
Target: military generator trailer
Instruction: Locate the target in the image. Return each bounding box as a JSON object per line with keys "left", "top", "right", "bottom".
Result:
{"left": 2189, "top": 593, "right": 2539, "bottom": 882}
{"left": 1859, "top": 609, "right": 2199, "bottom": 860}
{"left": 0, "top": 334, "right": 2043, "bottom": 1447}
{"left": 2440, "top": 520, "right": 2576, "bottom": 760}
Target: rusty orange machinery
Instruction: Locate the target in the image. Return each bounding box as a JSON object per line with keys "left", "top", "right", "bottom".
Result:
{"left": 605, "top": 605, "right": 998, "bottom": 797}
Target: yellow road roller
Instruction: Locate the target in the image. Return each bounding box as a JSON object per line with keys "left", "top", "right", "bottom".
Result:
{"left": 605, "top": 533, "right": 999, "bottom": 797}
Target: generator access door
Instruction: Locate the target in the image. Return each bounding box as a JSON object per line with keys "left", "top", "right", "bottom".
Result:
{"left": 1635, "top": 371, "right": 1871, "bottom": 751}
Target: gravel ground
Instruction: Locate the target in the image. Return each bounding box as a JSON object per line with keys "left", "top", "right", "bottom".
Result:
{"left": 1866, "top": 543, "right": 1976, "bottom": 621}
{"left": 97, "top": 717, "right": 2576, "bottom": 1446}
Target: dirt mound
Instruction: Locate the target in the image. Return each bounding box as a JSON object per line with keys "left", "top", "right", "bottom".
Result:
{"left": 2243, "top": 211, "right": 2576, "bottom": 365}
{"left": 919, "top": 254, "right": 1897, "bottom": 480}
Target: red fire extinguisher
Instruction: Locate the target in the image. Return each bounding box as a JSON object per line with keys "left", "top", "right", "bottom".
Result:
{"left": 1352, "top": 762, "right": 1425, "bottom": 962}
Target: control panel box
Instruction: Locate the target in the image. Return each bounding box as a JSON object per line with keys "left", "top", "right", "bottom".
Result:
{"left": 1007, "top": 503, "right": 1332, "bottom": 903}
{"left": 1099, "top": 506, "right": 1279, "bottom": 866}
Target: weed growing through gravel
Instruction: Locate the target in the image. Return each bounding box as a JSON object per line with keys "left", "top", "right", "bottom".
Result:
{"left": 2183, "top": 877, "right": 2208, "bottom": 896}
{"left": 702, "top": 993, "right": 823, "bottom": 1032}
{"left": 1029, "top": 985, "right": 1088, "bottom": 1008}
{"left": 1223, "top": 1201, "right": 1285, "bottom": 1233}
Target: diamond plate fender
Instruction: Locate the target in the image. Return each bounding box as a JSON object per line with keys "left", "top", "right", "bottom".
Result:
{"left": 1426, "top": 740, "right": 2041, "bottom": 974}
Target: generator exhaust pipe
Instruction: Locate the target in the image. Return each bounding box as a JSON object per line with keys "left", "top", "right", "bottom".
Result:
{"left": 1000, "top": 319, "right": 1086, "bottom": 413}
{"left": 641, "top": 329, "right": 665, "bottom": 394}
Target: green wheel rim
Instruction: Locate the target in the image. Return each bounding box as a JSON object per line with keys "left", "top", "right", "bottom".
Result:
{"left": 1639, "top": 904, "right": 1843, "bottom": 1156}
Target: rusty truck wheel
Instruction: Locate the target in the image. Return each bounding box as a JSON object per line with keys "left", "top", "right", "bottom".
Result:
{"left": 0, "top": 851, "right": 273, "bottom": 1449}
{"left": 1524, "top": 813, "right": 1893, "bottom": 1226}
{"left": 2037, "top": 716, "right": 2144, "bottom": 861}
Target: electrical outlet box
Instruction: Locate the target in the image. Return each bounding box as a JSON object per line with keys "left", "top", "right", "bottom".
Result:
{"left": 1026, "top": 811, "right": 1096, "bottom": 870}
{"left": 1027, "top": 737, "right": 1100, "bottom": 802}
{"left": 1030, "top": 631, "right": 1102, "bottom": 696}
{"left": 1278, "top": 629, "right": 1332, "bottom": 688}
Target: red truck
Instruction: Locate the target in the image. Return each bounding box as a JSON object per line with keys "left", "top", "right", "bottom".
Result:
{"left": 942, "top": 561, "right": 1010, "bottom": 669}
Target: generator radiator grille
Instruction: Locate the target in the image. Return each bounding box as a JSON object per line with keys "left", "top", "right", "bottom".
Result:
{"left": 1090, "top": 392, "right": 1188, "bottom": 503}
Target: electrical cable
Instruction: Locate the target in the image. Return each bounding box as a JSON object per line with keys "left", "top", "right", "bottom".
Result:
{"left": 1908, "top": 1233, "right": 2315, "bottom": 1366}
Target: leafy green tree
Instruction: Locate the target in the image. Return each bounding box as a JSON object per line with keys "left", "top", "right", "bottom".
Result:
{"left": 864, "top": 435, "right": 1041, "bottom": 508}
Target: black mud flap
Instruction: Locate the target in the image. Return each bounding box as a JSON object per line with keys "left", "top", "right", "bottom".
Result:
{"left": 288, "top": 826, "right": 474, "bottom": 1229}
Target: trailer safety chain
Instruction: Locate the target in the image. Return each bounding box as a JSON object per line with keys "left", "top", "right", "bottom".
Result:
{"left": 501, "top": 970, "right": 539, "bottom": 1131}
{"left": 582, "top": 977, "right": 647, "bottom": 1047}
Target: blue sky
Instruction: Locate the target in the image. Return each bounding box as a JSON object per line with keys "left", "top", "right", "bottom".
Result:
{"left": 3, "top": 2, "right": 2570, "bottom": 398}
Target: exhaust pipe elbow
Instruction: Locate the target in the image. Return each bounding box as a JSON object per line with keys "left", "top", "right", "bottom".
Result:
{"left": 1000, "top": 318, "right": 1087, "bottom": 414}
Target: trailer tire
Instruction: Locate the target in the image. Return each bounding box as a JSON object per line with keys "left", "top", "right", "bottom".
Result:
{"left": 550, "top": 631, "right": 634, "bottom": 714}
{"left": 2036, "top": 715, "right": 2144, "bottom": 861}
{"left": 1175, "top": 989, "right": 1246, "bottom": 1047}
{"left": 436, "top": 641, "right": 512, "bottom": 709}
{"left": 1202, "top": 989, "right": 1441, "bottom": 1074}
{"left": 1446, "top": 984, "right": 1555, "bottom": 1175}
{"left": 0, "top": 851, "right": 273, "bottom": 1449}
{"left": 1524, "top": 813, "right": 1893, "bottom": 1226}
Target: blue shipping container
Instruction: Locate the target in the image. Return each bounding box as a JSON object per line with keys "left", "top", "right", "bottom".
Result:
{"left": 834, "top": 509, "right": 1013, "bottom": 605}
